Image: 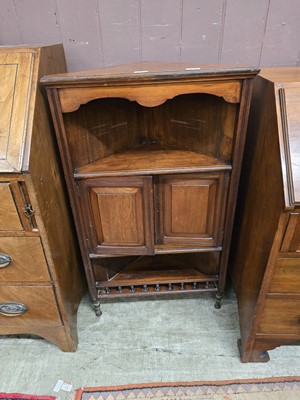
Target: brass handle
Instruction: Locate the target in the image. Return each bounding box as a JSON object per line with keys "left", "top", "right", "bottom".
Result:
{"left": 0, "top": 253, "right": 13, "bottom": 268}
{"left": 0, "top": 302, "right": 28, "bottom": 316}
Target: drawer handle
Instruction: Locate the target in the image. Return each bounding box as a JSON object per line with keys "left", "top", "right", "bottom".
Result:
{"left": 0, "top": 253, "right": 13, "bottom": 268}
{"left": 0, "top": 302, "right": 28, "bottom": 316}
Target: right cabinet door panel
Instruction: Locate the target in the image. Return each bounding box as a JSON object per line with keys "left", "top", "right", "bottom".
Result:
{"left": 156, "top": 173, "right": 229, "bottom": 247}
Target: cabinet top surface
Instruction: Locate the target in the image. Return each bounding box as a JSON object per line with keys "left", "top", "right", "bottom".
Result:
{"left": 260, "top": 67, "right": 300, "bottom": 84}
{"left": 41, "top": 61, "right": 259, "bottom": 86}
{"left": 0, "top": 44, "right": 63, "bottom": 53}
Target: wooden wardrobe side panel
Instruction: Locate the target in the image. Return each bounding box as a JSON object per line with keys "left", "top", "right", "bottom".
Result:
{"left": 229, "top": 77, "right": 285, "bottom": 351}
{"left": 28, "top": 46, "right": 83, "bottom": 331}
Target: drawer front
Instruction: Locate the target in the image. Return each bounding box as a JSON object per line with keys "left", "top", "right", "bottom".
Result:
{"left": 269, "top": 258, "right": 300, "bottom": 293}
{"left": 257, "top": 297, "right": 300, "bottom": 336}
{"left": 0, "top": 285, "right": 62, "bottom": 327}
{"left": 280, "top": 213, "right": 300, "bottom": 253}
{"left": 0, "top": 182, "right": 23, "bottom": 231}
{"left": 0, "top": 237, "right": 50, "bottom": 282}
{"left": 0, "top": 181, "right": 36, "bottom": 232}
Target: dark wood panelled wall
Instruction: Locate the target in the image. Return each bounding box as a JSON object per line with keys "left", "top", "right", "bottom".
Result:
{"left": 42, "top": 62, "right": 258, "bottom": 316}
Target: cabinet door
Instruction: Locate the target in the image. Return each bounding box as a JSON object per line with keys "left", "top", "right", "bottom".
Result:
{"left": 0, "top": 52, "right": 33, "bottom": 172}
{"left": 156, "top": 173, "right": 229, "bottom": 247}
{"left": 78, "top": 176, "right": 154, "bottom": 255}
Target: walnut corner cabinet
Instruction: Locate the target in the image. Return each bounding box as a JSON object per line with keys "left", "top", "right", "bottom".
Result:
{"left": 41, "top": 62, "right": 258, "bottom": 316}
{"left": 230, "top": 67, "right": 300, "bottom": 362}
{"left": 0, "top": 45, "right": 83, "bottom": 351}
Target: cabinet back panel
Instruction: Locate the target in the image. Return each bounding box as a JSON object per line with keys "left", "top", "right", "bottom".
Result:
{"left": 92, "top": 252, "right": 220, "bottom": 282}
{"left": 63, "top": 98, "right": 140, "bottom": 169}
{"left": 63, "top": 94, "right": 237, "bottom": 169}
{"left": 155, "top": 94, "right": 237, "bottom": 161}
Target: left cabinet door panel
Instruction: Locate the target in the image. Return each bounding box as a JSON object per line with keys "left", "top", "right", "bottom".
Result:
{"left": 78, "top": 176, "right": 154, "bottom": 255}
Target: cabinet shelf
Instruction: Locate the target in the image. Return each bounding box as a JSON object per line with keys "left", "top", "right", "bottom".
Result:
{"left": 98, "top": 268, "right": 217, "bottom": 286}
{"left": 95, "top": 254, "right": 218, "bottom": 296}
{"left": 74, "top": 144, "right": 231, "bottom": 178}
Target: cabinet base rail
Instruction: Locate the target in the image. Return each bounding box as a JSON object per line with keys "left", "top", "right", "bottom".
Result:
{"left": 92, "top": 279, "right": 222, "bottom": 316}
{"left": 96, "top": 279, "right": 218, "bottom": 298}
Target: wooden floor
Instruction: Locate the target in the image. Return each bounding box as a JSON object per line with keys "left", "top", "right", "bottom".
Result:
{"left": 0, "top": 288, "right": 299, "bottom": 396}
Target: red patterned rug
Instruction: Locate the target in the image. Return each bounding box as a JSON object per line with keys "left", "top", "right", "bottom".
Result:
{"left": 75, "top": 377, "right": 300, "bottom": 400}
{"left": 0, "top": 395, "right": 54, "bottom": 400}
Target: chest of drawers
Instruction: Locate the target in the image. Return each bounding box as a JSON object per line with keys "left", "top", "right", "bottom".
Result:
{"left": 230, "top": 68, "right": 300, "bottom": 362}
{"left": 0, "top": 45, "right": 82, "bottom": 351}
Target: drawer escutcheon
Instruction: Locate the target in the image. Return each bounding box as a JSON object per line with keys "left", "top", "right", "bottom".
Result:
{"left": 0, "top": 253, "right": 13, "bottom": 268}
{"left": 0, "top": 302, "right": 28, "bottom": 316}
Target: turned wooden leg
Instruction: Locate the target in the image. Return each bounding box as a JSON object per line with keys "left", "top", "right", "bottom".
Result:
{"left": 214, "top": 292, "right": 222, "bottom": 309}
{"left": 92, "top": 300, "right": 102, "bottom": 317}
